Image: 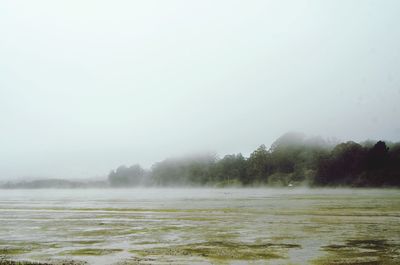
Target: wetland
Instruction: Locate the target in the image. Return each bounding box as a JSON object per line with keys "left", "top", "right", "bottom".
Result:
{"left": 0, "top": 188, "right": 399, "bottom": 265}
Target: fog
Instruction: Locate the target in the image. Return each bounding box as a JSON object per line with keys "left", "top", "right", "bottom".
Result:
{"left": 1, "top": 0, "right": 400, "bottom": 180}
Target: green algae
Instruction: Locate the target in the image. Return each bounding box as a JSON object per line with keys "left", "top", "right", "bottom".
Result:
{"left": 74, "top": 229, "right": 124, "bottom": 237}
{"left": 0, "top": 257, "right": 51, "bottom": 265}
{"left": 0, "top": 242, "right": 62, "bottom": 257}
{"left": 68, "top": 241, "right": 104, "bottom": 245}
{"left": 312, "top": 239, "right": 400, "bottom": 265}
{"left": 130, "top": 241, "right": 301, "bottom": 261}
{"left": 0, "top": 259, "right": 87, "bottom": 265}
{"left": 60, "top": 248, "right": 123, "bottom": 256}
{"left": 173, "top": 216, "right": 215, "bottom": 221}
{"left": 0, "top": 248, "right": 31, "bottom": 256}
{"left": 1, "top": 189, "right": 399, "bottom": 264}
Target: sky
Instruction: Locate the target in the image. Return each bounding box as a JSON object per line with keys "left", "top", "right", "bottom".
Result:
{"left": 1, "top": 0, "right": 400, "bottom": 179}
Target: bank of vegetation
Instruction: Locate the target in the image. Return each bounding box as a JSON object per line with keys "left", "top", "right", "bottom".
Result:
{"left": 2, "top": 133, "right": 399, "bottom": 189}
{"left": 108, "top": 133, "right": 400, "bottom": 187}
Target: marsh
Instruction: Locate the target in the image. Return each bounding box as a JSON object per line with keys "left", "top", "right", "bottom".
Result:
{"left": 0, "top": 188, "right": 399, "bottom": 265}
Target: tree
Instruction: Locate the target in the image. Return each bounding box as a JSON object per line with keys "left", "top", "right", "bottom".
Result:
{"left": 367, "top": 141, "right": 389, "bottom": 170}
{"left": 315, "top": 141, "right": 367, "bottom": 185}
{"left": 211, "top": 153, "right": 248, "bottom": 185}
{"left": 247, "top": 145, "right": 270, "bottom": 183}
{"left": 108, "top": 164, "right": 145, "bottom": 187}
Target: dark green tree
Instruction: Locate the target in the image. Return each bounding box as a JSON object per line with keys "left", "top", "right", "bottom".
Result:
{"left": 247, "top": 145, "right": 271, "bottom": 183}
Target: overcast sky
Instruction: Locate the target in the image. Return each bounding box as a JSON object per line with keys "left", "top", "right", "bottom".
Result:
{"left": 1, "top": 0, "right": 400, "bottom": 179}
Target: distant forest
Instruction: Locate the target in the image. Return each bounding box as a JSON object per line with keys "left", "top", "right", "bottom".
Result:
{"left": 108, "top": 133, "right": 400, "bottom": 187}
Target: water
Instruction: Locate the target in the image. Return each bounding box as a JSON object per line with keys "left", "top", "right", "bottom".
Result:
{"left": 0, "top": 188, "right": 399, "bottom": 264}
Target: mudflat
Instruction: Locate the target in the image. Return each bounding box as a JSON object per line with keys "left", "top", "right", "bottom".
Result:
{"left": 0, "top": 188, "right": 399, "bottom": 265}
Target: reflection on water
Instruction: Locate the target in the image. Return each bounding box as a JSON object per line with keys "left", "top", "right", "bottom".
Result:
{"left": 0, "top": 188, "right": 399, "bottom": 265}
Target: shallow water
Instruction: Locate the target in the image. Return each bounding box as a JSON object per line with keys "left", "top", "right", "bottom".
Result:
{"left": 0, "top": 188, "right": 399, "bottom": 265}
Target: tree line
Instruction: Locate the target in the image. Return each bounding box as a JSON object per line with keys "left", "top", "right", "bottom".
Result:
{"left": 108, "top": 133, "right": 400, "bottom": 187}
